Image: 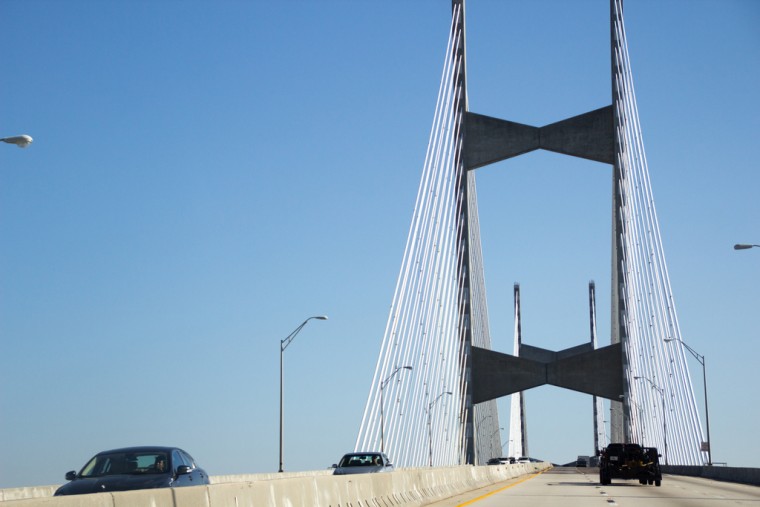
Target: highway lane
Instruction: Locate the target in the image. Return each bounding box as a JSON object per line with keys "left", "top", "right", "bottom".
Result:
{"left": 426, "top": 467, "right": 760, "bottom": 507}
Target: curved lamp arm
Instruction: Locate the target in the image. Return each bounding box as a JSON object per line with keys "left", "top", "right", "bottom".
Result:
{"left": 281, "top": 315, "right": 327, "bottom": 351}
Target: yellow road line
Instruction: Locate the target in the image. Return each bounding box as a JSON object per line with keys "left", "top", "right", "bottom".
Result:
{"left": 455, "top": 468, "right": 551, "bottom": 507}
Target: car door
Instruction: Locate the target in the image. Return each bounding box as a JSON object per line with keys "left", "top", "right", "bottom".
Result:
{"left": 181, "top": 450, "right": 207, "bottom": 484}
{"left": 171, "top": 450, "right": 193, "bottom": 487}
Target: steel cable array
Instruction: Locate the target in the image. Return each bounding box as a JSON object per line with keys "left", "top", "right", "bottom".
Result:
{"left": 612, "top": 0, "right": 705, "bottom": 465}
{"left": 354, "top": 3, "right": 501, "bottom": 466}
{"left": 356, "top": 0, "right": 707, "bottom": 467}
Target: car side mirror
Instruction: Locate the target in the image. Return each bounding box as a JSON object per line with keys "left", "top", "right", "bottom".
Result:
{"left": 331, "top": 464, "right": 337, "bottom": 468}
{"left": 386, "top": 462, "right": 393, "bottom": 467}
{"left": 658, "top": 454, "right": 662, "bottom": 458}
{"left": 65, "top": 471, "right": 77, "bottom": 481}
{"left": 176, "top": 465, "right": 192, "bottom": 475}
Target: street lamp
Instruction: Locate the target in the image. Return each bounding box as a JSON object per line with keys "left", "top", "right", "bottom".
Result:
{"left": 490, "top": 427, "right": 504, "bottom": 459}
{"left": 279, "top": 315, "right": 327, "bottom": 473}
{"left": 734, "top": 244, "right": 760, "bottom": 250}
{"left": 1, "top": 135, "right": 33, "bottom": 148}
{"left": 633, "top": 376, "right": 668, "bottom": 465}
{"left": 628, "top": 398, "right": 646, "bottom": 446}
{"left": 380, "top": 365, "right": 413, "bottom": 453}
{"left": 665, "top": 338, "right": 712, "bottom": 465}
{"left": 427, "top": 391, "right": 452, "bottom": 467}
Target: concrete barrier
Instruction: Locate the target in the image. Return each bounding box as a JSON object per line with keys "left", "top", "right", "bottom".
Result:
{"left": 0, "top": 487, "right": 59, "bottom": 502}
{"left": 0, "top": 462, "right": 550, "bottom": 506}
{"left": 209, "top": 469, "right": 334, "bottom": 484}
{"left": 0, "top": 470, "right": 333, "bottom": 502}
{"left": 661, "top": 465, "right": 760, "bottom": 487}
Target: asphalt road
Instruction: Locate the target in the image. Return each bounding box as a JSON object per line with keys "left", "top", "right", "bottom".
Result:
{"left": 426, "top": 467, "right": 760, "bottom": 507}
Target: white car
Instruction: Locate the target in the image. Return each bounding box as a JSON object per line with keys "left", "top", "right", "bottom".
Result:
{"left": 332, "top": 452, "right": 394, "bottom": 475}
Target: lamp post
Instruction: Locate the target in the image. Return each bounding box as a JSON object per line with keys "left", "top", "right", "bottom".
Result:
{"left": 628, "top": 398, "right": 646, "bottom": 446}
{"left": 665, "top": 338, "right": 712, "bottom": 465}
{"left": 1, "top": 135, "right": 33, "bottom": 148}
{"left": 380, "top": 365, "right": 413, "bottom": 453}
{"left": 279, "top": 315, "right": 327, "bottom": 473}
{"left": 734, "top": 244, "right": 760, "bottom": 250}
{"left": 634, "top": 376, "right": 667, "bottom": 465}
{"left": 427, "top": 391, "right": 452, "bottom": 467}
{"left": 491, "top": 427, "right": 504, "bottom": 459}
{"left": 476, "top": 414, "right": 492, "bottom": 435}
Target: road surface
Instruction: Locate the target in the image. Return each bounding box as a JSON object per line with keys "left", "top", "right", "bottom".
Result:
{"left": 426, "top": 467, "right": 760, "bottom": 507}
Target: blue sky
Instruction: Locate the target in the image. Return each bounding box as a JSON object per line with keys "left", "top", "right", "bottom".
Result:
{"left": 1, "top": 0, "right": 758, "bottom": 488}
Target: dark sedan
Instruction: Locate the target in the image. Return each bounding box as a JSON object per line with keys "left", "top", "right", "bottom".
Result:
{"left": 54, "top": 446, "right": 209, "bottom": 496}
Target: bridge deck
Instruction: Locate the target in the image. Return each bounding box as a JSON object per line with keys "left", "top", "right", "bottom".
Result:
{"left": 425, "top": 467, "right": 760, "bottom": 507}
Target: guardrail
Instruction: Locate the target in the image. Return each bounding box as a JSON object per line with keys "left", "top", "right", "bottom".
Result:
{"left": 661, "top": 465, "right": 760, "bottom": 487}
{"left": 0, "top": 462, "right": 550, "bottom": 505}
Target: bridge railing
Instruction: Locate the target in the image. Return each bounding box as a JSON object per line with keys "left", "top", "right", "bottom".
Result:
{"left": 661, "top": 465, "right": 760, "bottom": 487}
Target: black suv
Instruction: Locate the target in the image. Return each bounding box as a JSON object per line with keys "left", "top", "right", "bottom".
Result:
{"left": 599, "top": 443, "right": 661, "bottom": 486}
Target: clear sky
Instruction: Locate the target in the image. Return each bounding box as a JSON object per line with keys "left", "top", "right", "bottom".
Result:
{"left": 1, "top": 0, "right": 758, "bottom": 489}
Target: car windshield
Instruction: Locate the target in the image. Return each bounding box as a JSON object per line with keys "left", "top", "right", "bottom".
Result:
{"left": 338, "top": 454, "right": 383, "bottom": 467}
{"left": 79, "top": 451, "right": 169, "bottom": 477}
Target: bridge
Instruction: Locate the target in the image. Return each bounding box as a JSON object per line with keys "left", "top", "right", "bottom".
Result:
{"left": 2, "top": 1, "right": 757, "bottom": 506}
{"left": 355, "top": 0, "right": 707, "bottom": 468}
